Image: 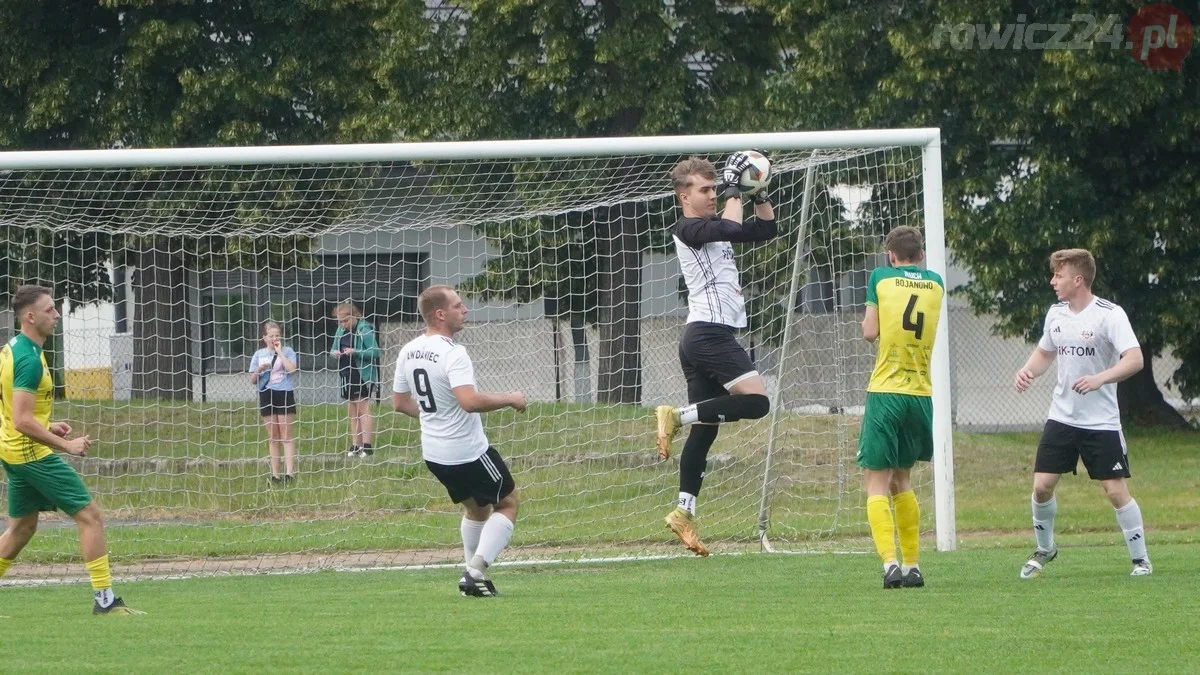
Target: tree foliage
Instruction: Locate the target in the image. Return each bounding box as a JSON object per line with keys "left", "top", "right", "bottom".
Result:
{"left": 760, "top": 0, "right": 1199, "bottom": 425}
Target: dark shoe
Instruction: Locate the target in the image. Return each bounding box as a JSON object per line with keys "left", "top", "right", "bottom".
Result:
{"left": 93, "top": 597, "right": 145, "bottom": 615}
{"left": 883, "top": 564, "right": 903, "bottom": 589}
{"left": 902, "top": 567, "right": 925, "bottom": 588}
{"left": 360, "top": 444, "right": 374, "bottom": 456}
{"left": 284, "top": 474, "right": 296, "bottom": 483}
{"left": 461, "top": 569, "right": 498, "bottom": 597}
{"left": 269, "top": 475, "right": 284, "bottom": 484}
{"left": 346, "top": 445, "right": 363, "bottom": 458}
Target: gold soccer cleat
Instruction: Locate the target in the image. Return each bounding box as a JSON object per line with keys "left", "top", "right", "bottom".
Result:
{"left": 655, "top": 405, "right": 681, "bottom": 461}
{"left": 665, "top": 507, "right": 709, "bottom": 557}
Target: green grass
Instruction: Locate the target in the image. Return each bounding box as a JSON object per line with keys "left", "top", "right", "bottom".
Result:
{"left": 8, "top": 402, "right": 1199, "bottom": 567}
{"left": 3, "top": 545, "right": 1198, "bottom": 673}
{"left": 3, "top": 403, "right": 1198, "bottom": 671}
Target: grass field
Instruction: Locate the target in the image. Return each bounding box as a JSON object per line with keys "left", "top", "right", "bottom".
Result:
{"left": 2, "top": 406, "right": 1198, "bottom": 672}
{"left": 3, "top": 544, "right": 1199, "bottom": 673}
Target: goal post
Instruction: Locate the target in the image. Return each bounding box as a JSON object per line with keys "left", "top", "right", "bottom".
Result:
{"left": 0, "top": 129, "right": 953, "bottom": 583}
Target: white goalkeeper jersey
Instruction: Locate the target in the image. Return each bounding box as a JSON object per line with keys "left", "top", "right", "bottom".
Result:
{"left": 673, "top": 215, "right": 778, "bottom": 328}
{"left": 1037, "top": 297, "right": 1140, "bottom": 431}
{"left": 392, "top": 333, "right": 490, "bottom": 465}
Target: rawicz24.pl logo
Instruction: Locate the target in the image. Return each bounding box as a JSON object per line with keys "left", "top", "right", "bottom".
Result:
{"left": 932, "top": 3, "right": 1193, "bottom": 70}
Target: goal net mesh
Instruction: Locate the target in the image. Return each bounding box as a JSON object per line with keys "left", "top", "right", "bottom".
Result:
{"left": 0, "top": 140, "right": 934, "bottom": 582}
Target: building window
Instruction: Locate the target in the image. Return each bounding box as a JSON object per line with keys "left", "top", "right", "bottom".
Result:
{"left": 213, "top": 294, "right": 253, "bottom": 359}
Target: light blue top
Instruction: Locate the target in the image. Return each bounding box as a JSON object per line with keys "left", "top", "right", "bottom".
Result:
{"left": 249, "top": 346, "right": 299, "bottom": 392}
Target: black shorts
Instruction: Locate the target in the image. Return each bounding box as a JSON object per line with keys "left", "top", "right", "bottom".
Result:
{"left": 258, "top": 389, "right": 297, "bottom": 417}
{"left": 1035, "top": 419, "right": 1131, "bottom": 480}
{"left": 341, "top": 381, "right": 377, "bottom": 402}
{"left": 678, "top": 322, "right": 758, "bottom": 403}
{"left": 425, "top": 447, "right": 515, "bottom": 506}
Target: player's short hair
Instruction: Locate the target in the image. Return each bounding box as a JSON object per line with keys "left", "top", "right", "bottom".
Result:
{"left": 418, "top": 285, "right": 456, "bottom": 322}
{"left": 12, "top": 284, "right": 52, "bottom": 315}
{"left": 261, "top": 320, "right": 282, "bottom": 336}
{"left": 884, "top": 226, "right": 924, "bottom": 263}
{"left": 1050, "top": 248, "right": 1096, "bottom": 287}
{"left": 670, "top": 157, "right": 716, "bottom": 193}
{"left": 334, "top": 299, "right": 362, "bottom": 318}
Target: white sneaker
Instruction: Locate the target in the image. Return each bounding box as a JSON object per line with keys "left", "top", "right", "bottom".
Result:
{"left": 1130, "top": 559, "right": 1153, "bottom": 576}
{"left": 1019, "top": 547, "right": 1058, "bottom": 579}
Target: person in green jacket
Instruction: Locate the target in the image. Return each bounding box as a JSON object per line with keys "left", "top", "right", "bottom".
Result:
{"left": 331, "top": 300, "right": 381, "bottom": 457}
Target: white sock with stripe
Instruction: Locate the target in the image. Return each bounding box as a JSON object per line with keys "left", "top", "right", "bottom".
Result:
{"left": 1032, "top": 495, "right": 1057, "bottom": 552}
{"left": 1115, "top": 498, "right": 1148, "bottom": 561}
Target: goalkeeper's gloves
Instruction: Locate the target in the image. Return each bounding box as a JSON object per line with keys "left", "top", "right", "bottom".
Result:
{"left": 753, "top": 190, "right": 773, "bottom": 206}
{"left": 717, "top": 151, "right": 754, "bottom": 199}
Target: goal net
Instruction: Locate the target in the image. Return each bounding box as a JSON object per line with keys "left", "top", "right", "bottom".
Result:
{"left": 0, "top": 130, "right": 952, "bottom": 583}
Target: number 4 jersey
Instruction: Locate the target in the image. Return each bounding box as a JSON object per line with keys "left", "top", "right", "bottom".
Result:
{"left": 392, "top": 333, "right": 490, "bottom": 465}
{"left": 866, "top": 265, "right": 945, "bottom": 396}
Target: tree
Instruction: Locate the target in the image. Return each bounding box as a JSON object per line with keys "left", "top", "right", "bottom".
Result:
{"left": 760, "top": 0, "right": 1200, "bottom": 427}
{"left": 0, "top": 0, "right": 430, "bottom": 399}
{"left": 413, "top": 0, "right": 781, "bottom": 403}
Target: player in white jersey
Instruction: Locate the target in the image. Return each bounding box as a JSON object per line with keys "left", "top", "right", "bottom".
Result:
{"left": 1013, "top": 249, "right": 1151, "bottom": 578}
{"left": 653, "top": 154, "right": 779, "bottom": 556}
{"left": 392, "top": 285, "right": 527, "bottom": 596}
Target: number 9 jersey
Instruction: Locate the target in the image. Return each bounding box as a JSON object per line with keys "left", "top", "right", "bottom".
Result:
{"left": 866, "top": 265, "right": 945, "bottom": 396}
{"left": 393, "top": 334, "right": 490, "bottom": 464}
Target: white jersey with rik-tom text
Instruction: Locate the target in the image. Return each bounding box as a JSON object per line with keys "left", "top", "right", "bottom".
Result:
{"left": 1037, "top": 297, "right": 1140, "bottom": 431}
{"left": 674, "top": 235, "right": 747, "bottom": 328}
{"left": 393, "top": 333, "right": 489, "bottom": 465}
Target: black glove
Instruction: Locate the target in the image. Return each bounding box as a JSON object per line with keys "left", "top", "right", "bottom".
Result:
{"left": 717, "top": 151, "right": 754, "bottom": 199}
{"left": 753, "top": 190, "right": 773, "bottom": 206}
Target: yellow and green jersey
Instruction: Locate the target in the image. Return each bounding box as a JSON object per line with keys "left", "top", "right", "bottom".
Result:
{"left": 865, "top": 265, "right": 945, "bottom": 396}
{"left": 0, "top": 333, "right": 55, "bottom": 464}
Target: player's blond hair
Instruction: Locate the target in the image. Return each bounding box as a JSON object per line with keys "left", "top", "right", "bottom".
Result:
{"left": 334, "top": 300, "right": 362, "bottom": 318}
{"left": 418, "top": 285, "right": 455, "bottom": 323}
{"left": 261, "top": 319, "right": 282, "bottom": 336}
{"left": 670, "top": 157, "right": 716, "bottom": 193}
{"left": 1050, "top": 249, "right": 1096, "bottom": 287}
{"left": 884, "top": 226, "right": 924, "bottom": 263}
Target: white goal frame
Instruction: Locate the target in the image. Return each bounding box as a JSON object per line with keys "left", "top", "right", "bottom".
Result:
{"left": 1, "top": 128, "right": 956, "bottom": 556}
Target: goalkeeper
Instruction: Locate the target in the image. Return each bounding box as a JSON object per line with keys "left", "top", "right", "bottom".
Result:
{"left": 654, "top": 153, "right": 778, "bottom": 556}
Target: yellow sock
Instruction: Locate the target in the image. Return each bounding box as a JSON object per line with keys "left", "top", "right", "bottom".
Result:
{"left": 893, "top": 490, "right": 920, "bottom": 567}
{"left": 0, "top": 557, "right": 12, "bottom": 579}
{"left": 85, "top": 554, "right": 112, "bottom": 591}
{"left": 866, "top": 495, "right": 897, "bottom": 564}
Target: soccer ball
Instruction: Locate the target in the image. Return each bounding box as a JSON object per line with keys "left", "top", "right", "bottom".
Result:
{"left": 738, "top": 151, "right": 771, "bottom": 195}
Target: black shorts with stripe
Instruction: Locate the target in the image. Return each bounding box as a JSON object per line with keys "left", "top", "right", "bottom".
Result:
{"left": 678, "top": 322, "right": 758, "bottom": 403}
{"left": 1035, "top": 419, "right": 1132, "bottom": 480}
{"left": 425, "top": 447, "right": 515, "bottom": 506}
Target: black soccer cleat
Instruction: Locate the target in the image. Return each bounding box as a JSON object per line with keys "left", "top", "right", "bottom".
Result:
{"left": 93, "top": 597, "right": 145, "bottom": 615}
{"left": 883, "top": 564, "right": 904, "bottom": 589}
{"left": 461, "top": 570, "right": 498, "bottom": 597}
{"left": 902, "top": 567, "right": 925, "bottom": 588}
{"left": 360, "top": 444, "right": 374, "bottom": 457}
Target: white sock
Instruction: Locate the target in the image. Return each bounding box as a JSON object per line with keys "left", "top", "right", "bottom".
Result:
{"left": 1032, "top": 495, "right": 1057, "bottom": 552}
{"left": 461, "top": 517, "right": 486, "bottom": 567}
{"left": 883, "top": 561, "right": 897, "bottom": 572}
{"left": 677, "top": 492, "right": 696, "bottom": 516}
{"left": 902, "top": 564, "right": 918, "bottom": 574}
{"left": 1115, "top": 498, "right": 1148, "bottom": 561}
{"left": 94, "top": 587, "right": 115, "bottom": 608}
{"left": 471, "top": 512, "right": 514, "bottom": 571}
{"left": 679, "top": 405, "right": 698, "bottom": 426}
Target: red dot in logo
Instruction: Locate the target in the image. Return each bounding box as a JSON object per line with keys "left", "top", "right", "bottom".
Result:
{"left": 1127, "top": 3, "right": 1193, "bottom": 70}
